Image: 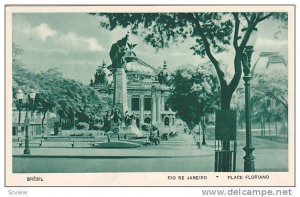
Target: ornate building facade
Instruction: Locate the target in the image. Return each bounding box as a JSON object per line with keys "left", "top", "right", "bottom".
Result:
{"left": 90, "top": 57, "right": 176, "bottom": 129}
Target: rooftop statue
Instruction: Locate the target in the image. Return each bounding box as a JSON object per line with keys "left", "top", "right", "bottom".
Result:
{"left": 158, "top": 60, "right": 170, "bottom": 84}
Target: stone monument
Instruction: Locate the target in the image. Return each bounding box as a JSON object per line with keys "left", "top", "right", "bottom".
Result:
{"left": 109, "top": 33, "right": 144, "bottom": 137}
{"left": 109, "top": 33, "right": 129, "bottom": 117}
{"left": 113, "top": 66, "right": 128, "bottom": 117}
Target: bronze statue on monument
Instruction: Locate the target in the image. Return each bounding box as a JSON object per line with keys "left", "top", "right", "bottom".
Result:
{"left": 105, "top": 33, "right": 144, "bottom": 138}
{"left": 109, "top": 33, "right": 129, "bottom": 71}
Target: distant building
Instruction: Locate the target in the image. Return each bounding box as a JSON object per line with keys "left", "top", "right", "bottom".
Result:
{"left": 12, "top": 105, "right": 42, "bottom": 136}
{"left": 251, "top": 52, "right": 288, "bottom": 109}
{"left": 12, "top": 101, "right": 57, "bottom": 136}
{"left": 90, "top": 57, "right": 176, "bottom": 128}
{"left": 234, "top": 52, "right": 288, "bottom": 129}
{"left": 251, "top": 52, "right": 288, "bottom": 75}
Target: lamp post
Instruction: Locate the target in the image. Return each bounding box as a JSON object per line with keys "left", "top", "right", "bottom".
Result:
{"left": 16, "top": 89, "right": 24, "bottom": 141}
{"left": 242, "top": 28, "right": 257, "bottom": 172}
{"left": 201, "top": 116, "right": 207, "bottom": 145}
{"left": 23, "top": 88, "right": 36, "bottom": 155}
{"left": 196, "top": 124, "right": 201, "bottom": 148}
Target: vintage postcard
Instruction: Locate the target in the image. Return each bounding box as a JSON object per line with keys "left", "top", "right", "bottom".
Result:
{"left": 5, "top": 5, "right": 295, "bottom": 186}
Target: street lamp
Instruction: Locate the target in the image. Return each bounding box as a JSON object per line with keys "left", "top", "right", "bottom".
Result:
{"left": 196, "top": 124, "right": 201, "bottom": 148}
{"left": 29, "top": 89, "right": 36, "bottom": 121}
{"left": 29, "top": 88, "right": 36, "bottom": 100}
{"left": 202, "top": 117, "right": 207, "bottom": 145}
{"left": 242, "top": 27, "right": 257, "bottom": 172}
{"left": 16, "top": 89, "right": 24, "bottom": 141}
{"left": 18, "top": 88, "right": 37, "bottom": 155}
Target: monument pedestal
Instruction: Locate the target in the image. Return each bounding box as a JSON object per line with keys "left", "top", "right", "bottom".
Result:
{"left": 110, "top": 118, "right": 144, "bottom": 138}
{"left": 110, "top": 125, "right": 144, "bottom": 138}
{"left": 114, "top": 67, "right": 128, "bottom": 116}
{"left": 120, "top": 124, "right": 145, "bottom": 138}
{"left": 113, "top": 66, "right": 144, "bottom": 138}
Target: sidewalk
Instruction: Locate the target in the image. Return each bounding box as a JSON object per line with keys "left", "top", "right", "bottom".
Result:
{"left": 13, "top": 132, "right": 215, "bottom": 158}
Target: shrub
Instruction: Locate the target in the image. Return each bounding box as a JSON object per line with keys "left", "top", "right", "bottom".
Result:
{"left": 93, "top": 123, "right": 102, "bottom": 130}
{"left": 76, "top": 122, "right": 89, "bottom": 130}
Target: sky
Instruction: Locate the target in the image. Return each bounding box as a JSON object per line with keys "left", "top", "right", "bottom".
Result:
{"left": 12, "top": 13, "right": 288, "bottom": 84}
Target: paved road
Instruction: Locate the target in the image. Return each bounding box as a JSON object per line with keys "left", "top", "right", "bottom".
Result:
{"left": 13, "top": 155, "right": 216, "bottom": 173}
{"left": 12, "top": 127, "right": 288, "bottom": 173}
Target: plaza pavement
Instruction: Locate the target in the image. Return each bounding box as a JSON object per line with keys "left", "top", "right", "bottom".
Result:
{"left": 12, "top": 127, "right": 289, "bottom": 172}
{"left": 12, "top": 130, "right": 215, "bottom": 158}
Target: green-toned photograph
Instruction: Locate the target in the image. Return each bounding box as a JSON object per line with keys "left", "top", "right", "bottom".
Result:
{"left": 10, "top": 7, "right": 291, "bottom": 178}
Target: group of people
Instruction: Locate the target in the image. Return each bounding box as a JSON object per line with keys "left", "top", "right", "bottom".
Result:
{"left": 148, "top": 127, "right": 178, "bottom": 142}
{"left": 160, "top": 131, "right": 178, "bottom": 141}
{"left": 102, "top": 108, "right": 137, "bottom": 132}
{"left": 148, "top": 129, "right": 160, "bottom": 145}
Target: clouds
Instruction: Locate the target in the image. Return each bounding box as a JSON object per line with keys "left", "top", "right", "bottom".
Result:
{"left": 12, "top": 15, "right": 106, "bottom": 84}
{"left": 255, "top": 38, "right": 288, "bottom": 56}
{"left": 13, "top": 19, "right": 57, "bottom": 41}
{"left": 12, "top": 13, "right": 289, "bottom": 85}
{"left": 86, "top": 37, "right": 104, "bottom": 52}
{"left": 59, "top": 32, "right": 105, "bottom": 53}
{"left": 13, "top": 18, "right": 105, "bottom": 53}
{"left": 35, "top": 23, "right": 57, "bottom": 41}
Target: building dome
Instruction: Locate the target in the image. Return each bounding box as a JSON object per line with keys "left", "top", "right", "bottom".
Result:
{"left": 123, "top": 56, "right": 158, "bottom": 76}
{"left": 124, "top": 61, "right": 155, "bottom": 75}
{"left": 92, "top": 60, "right": 113, "bottom": 86}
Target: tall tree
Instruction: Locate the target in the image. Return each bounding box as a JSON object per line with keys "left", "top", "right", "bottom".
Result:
{"left": 91, "top": 12, "right": 287, "bottom": 110}
{"left": 251, "top": 65, "right": 288, "bottom": 138}
{"left": 252, "top": 69, "right": 288, "bottom": 119}
{"left": 34, "top": 68, "right": 64, "bottom": 131}
{"left": 13, "top": 62, "right": 112, "bottom": 132}
{"left": 168, "top": 63, "right": 220, "bottom": 130}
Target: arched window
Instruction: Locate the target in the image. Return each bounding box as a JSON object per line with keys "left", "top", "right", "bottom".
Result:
{"left": 164, "top": 117, "right": 170, "bottom": 126}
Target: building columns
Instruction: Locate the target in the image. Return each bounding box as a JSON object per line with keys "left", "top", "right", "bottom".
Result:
{"left": 128, "top": 95, "right": 132, "bottom": 113}
{"left": 140, "top": 95, "right": 144, "bottom": 123}
{"left": 161, "top": 96, "right": 165, "bottom": 112}
{"left": 156, "top": 96, "right": 161, "bottom": 124}
{"left": 151, "top": 95, "right": 156, "bottom": 124}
